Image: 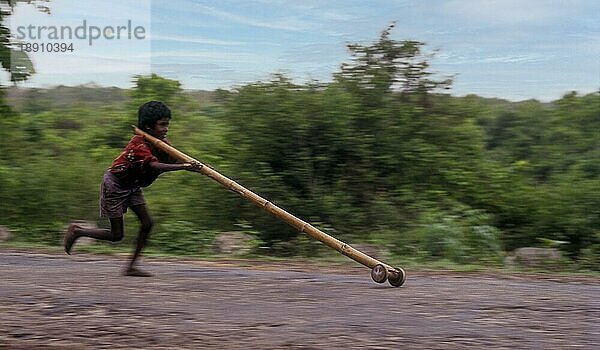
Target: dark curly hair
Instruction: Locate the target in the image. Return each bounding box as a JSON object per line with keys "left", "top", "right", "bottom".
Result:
{"left": 137, "top": 101, "right": 171, "bottom": 130}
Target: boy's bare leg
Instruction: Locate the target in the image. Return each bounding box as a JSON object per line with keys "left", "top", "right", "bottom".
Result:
{"left": 125, "top": 204, "right": 153, "bottom": 277}
{"left": 64, "top": 218, "right": 124, "bottom": 255}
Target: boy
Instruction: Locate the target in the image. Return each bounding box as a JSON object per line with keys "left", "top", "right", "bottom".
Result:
{"left": 64, "top": 100, "right": 198, "bottom": 277}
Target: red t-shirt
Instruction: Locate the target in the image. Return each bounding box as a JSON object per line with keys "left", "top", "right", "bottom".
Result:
{"left": 108, "top": 135, "right": 176, "bottom": 187}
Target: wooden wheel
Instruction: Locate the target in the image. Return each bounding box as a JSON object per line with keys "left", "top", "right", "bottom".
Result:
{"left": 371, "top": 264, "right": 388, "bottom": 283}
{"left": 387, "top": 267, "right": 406, "bottom": 287}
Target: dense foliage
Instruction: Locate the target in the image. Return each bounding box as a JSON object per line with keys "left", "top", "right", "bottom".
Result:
{"left": 0, "top": 26, "right": 598, "bottom": 268}
{"left": 1, "top": 0, "right": 51, "bottom": 84}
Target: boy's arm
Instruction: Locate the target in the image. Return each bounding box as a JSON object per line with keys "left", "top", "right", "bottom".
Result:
{"left": 149, "top": 160, "right": 201, "bottom": 173}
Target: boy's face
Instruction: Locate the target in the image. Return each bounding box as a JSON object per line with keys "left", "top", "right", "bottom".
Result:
{"left": 147, "top": 117, "right": 170, "bottom": 140}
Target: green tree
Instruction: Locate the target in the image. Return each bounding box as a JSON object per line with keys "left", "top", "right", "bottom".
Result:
{"left": 222, "top": 26, "right": 496, "bottom": 250}
{"left": 0, "top": 0, "right": 51, "bottom": 84}
{"left": 130, "top": 73, "right": 183, "bottom": 107}
{"left": 334, "top": 22, "right": 452, "bottom": 108}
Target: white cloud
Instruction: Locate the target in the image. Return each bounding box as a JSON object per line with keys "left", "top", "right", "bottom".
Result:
{"left": 29, "top": 53, "right": 150, "bottom": 74}
{"left": 189, "top": 3, "right": 312, "bottom": 31}
{"left": 437, "top": 52, "right": 549, "bottom": 65}
{"left": 277, "top": 42, "right": 346, "bottom": 64}
{"left": 151, "top": 50, "right": 271, "bottom": 64}
{"left": 566, "top": 34, "right": 600, "bottom": 55}
{"left": 150, "top": 34, "right": 246, "bottom": 46}
{"left": 442, "top": 0, "right": 570, "bottom": 24}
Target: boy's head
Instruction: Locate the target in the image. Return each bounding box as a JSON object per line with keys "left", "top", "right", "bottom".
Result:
{"left": 137, "top": 101, "right": 171, "bottom": 131}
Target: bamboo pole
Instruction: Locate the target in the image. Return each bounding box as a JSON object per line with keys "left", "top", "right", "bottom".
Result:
{"left": 133, "top": 126, "right": 404, "bottom": 285}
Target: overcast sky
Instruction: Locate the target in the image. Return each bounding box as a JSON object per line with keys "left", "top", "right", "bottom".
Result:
{"left": 7, "top": 0, "right": 600, "bottom": 101}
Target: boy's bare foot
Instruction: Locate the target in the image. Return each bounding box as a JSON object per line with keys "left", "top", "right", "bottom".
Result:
{"left": 123, "top": 267, "right": 153, "bottom": 277}
{"left": 63, "top": 223, "right": 80, "bottom": 255}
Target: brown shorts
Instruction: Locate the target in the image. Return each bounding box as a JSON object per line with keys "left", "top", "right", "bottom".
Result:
{"left": 100, "top": 171, "right": 146, "bottom": 218}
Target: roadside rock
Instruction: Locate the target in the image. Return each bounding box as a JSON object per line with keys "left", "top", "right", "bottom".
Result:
{"left": 511, "top": 247, "right": 562, "bottom": 267}
{"left": 0, "top": 226, "right": 12, "bottom": 242}
{"left": 503, "top": 255, "right": 516, "bottom": 268}
{"left": 213, "top": 232, "right": 253, "bottom": 255}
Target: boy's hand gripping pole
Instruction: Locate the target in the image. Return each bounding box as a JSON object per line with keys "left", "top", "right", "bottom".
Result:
{"left": 133, "top": 126, "right": 405, "bottom": 287}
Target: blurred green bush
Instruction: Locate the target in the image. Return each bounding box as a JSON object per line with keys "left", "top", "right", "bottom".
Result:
{"left": 1, "top": 29, "right": 598, "bottom": 270}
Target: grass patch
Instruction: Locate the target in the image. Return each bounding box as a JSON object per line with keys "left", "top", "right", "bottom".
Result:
{"left": 2, "top": 240, "right": 599, "bottom": 278}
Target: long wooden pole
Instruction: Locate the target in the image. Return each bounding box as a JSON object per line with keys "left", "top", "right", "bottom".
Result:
{"left": 134, "top": 126, "right": 404, "bottom": 285}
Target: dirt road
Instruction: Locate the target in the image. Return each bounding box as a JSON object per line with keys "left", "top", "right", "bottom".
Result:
{"left": 0, "top": 251, "right": 598, "bottom": 349}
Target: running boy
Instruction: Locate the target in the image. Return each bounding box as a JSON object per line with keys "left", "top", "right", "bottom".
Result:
{"left": 64, "top": 101, "right": 198, "bottom": 276}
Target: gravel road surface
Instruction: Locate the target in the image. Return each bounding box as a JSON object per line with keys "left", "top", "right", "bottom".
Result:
{"left": 0, "top": 251, "right": 598, "bottom": 349}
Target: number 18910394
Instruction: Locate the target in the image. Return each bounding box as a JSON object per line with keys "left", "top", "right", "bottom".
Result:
{"left": 19, "top": 42, "right": 74, "bottom": 53}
